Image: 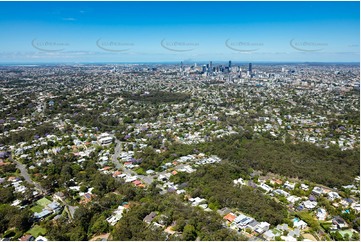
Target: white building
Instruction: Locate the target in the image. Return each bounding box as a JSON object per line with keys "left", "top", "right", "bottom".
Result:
{"left": 303, "top": 200, "right": 318, "bottom": 209}
{"left": 259, "top": 183, "right": 273, "bottom": 193}
{"left": 287, "top": 195, "right": 301, "bottom": 204}
{"left": 233, "top": 178, "right": 245, "bottom": 186}
{"left": 301, "top": 184, "right": 309, "bottom": 191}
{"left": 255, "top": 222, "right": 270, "bottom": 234}
{"left": 327, "top": 192, "right": 340, "bottom": 201}
{"left": 97, "top": 133, "right": 113, "bottom": 145}
{"left": 312, "top": 187, "right": 324, "bottom": 196}
{"left": 316, "top": 208, "right": 327, "bottom": 221}
{"left": 284, "top": 181, "right": 295, "bottom": 190}
{"left": 293, "top": 219, "right": 307, "bottom": 230}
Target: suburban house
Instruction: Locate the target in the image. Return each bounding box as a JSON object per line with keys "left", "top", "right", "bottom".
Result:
{"left": 303, "top": 200, "right": 318, "bottom": 209}
{"left": 284, "top": 181, "right": 295, "bottom": 190}
{"left": 34, "top": 209, "right": 52, "bottom": 220}
{"left": 327, "top": 192, "right": 340, "bottom": 201}
{"left": 106, "top": 205, "right": 126, "bottom": 226}
{"left": 332, "top": 216, "right": 348, "bottom": 229}
{"left": 97, "top": 133, "right": 113, "bottom": 146}
{"left": 259, "top": 183, "right": 273, "bottom": 193}
{"left": 233, "top": 177, "right": 245, "bottom": 186}
{"left": 273, "top": 189, "right": 290, "bottom": 197}
{"left": 233, "top": 214, "right": 255, "bottom": 230}
{"left": 263, "top": 229, "right": 280, "bottom": 241}
{"left": 20, "top": 235, "right": 35, "bottom": 241}
{"left": 316, "top": 208, "right": 327, "bottom": 221}
{"left": 254, "top": 222, "right": 270, "bottom": 234}
{"left": 293, "top": 219, "right": 307, "bottom": 230}
{"left": 300, "top": 184, "right": 309, "bottom": 191}
{"left": 223, "top": 213, "right": 237, "bottom": 223}
{"left": 143, "top": 212, "right": 157, "bottom": 224}
{"left": 312, "top": 186, "right": 324, "bottom": 196}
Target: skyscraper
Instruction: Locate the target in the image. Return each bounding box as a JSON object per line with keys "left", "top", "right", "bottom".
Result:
{"left": 209, "top": 61, "right": 213, "bottom": 73}
{"left": 202, "top": 65, "right": 207, "bottom": 73}
{"left": 248, "top": 63, "right": 252, "bottom": 73}
{"left": 229, "top": 60, "right": 232, "bottom": 69}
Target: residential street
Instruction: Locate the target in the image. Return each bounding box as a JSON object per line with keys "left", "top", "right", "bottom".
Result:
{"left": 11, "top": 155, "right": 46, "bottom": 194}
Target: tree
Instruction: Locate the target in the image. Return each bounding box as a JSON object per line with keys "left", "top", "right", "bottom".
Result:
{"left": 351, "top": 232, "right": 360, "bottom": 241}
{"left": 69, "top": 225, "right": 87, "bottom": 241}
{"left": 275, "top": 236, "right": 282, "bottom": 241}
{"left": 74, "top": 206, "right": 93, "bottom": 232}
{"left": 89, "top": 215, "right": 108, "bottom": 236}
{"left": 331, "top": 231, "right": 344, "bottom": 241}
{"left": 183, "top": 224, "right": 197, "bottom": 241}
{"left": 8, "top": 209, "right": 32, "bottom": 232}
{"left": 0, "top": 204, "right": 31, "bottom": 234}
{"left": 297, "top": 211, "right": 320, "bottom": 231}
{"left": 0, "top": 186, "right": 15, "bottom": 203}
{"left": 80, "top": 185, "right": 88, "bottom": 193}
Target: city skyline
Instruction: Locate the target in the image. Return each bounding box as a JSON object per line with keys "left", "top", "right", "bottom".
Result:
{"left": 0, "top": 1, "right": 359, "bottom": 63}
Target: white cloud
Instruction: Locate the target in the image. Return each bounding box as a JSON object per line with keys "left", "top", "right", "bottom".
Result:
{"left": 62, "top": 17, "right": 77, "bottom": 21}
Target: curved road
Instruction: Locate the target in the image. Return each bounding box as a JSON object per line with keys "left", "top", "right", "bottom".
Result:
{"left": 110, "top": 136, "right": 188, "bottom": 186}
{"left": 111, "top": 137, "right": 155, "bottom": 185}
{"left": 11, "top": 156, "right": 46, "bottom": 194}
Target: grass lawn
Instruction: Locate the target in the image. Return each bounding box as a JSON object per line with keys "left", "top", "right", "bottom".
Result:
{"left": 36, "top": 197, "right": 52, "bottom": 207}
{"left": 339, "top": 230, "right": 353, "bottom": 238}
{"left": 134, "top": 167, "right": 146, "bottom": 175}
{"left": 31, "top": 205, "right": 44, "bottom": 213}
{"left": 320, "top": 222, "right": 332, "bottom": 230}
{"left": 272, "top": 229, "right": 282, "bottom": 235}
{"left": 27, "top": 225, "right": 47, "bottom": 237}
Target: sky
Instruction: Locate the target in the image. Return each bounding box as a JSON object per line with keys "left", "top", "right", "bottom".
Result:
{"left": 0, "top": 1, "right": 359, "bottom": 63}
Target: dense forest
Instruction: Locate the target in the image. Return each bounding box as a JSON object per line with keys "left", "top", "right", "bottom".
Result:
{"left": 0, "top": 123, "right": 54, "bottom": 145}
{"left": 171, "top": 163, "right": 289, "bottom": 226}
{"left": 111, "top": 193, "right": 244, "bottom": 241}
{"left": 122, "top": 91, "right": 190, "bottom": 103}
{"left": 197, "top": 134, "right": 359, "bottom": 188}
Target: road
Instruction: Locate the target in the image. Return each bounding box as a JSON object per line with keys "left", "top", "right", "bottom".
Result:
{"left": 111, "top": 137, "right": 194, "bottom": 186}
{"left": 111, "top": 137, "right": 158, "bottom": 185}
{"left": 111, "top": 137, "right": 136, "bottom": 177}
{"left": 11, "top": 156, "right": 46, "bottom": 194}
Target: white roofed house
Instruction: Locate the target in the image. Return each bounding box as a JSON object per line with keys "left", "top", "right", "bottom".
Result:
{"left": 255, "top": 222, "right": 270, "bottom": 234}
{"left": 303, "top": 200, "right": 318, "bottom": 209}
{"left": 259, "top": 183, "right": 273, "bottom": 193}
{"left": 287, "top": 195, "right": 301, "bottom": 204}
{"left": 233, "top": 214, "right": 255, "bottom": 230}
{"left": 189, "top": 197, "right": 206, "bottom": 207}
{"left": 312, "top": 186, "right": 324, "bottom": 196}
{"left": 284, "top": 181, "right": 295, "bottom": 190}
{"left": 273, "top": 189, "right": 290, "bottom": 197}
{"left": 327, "top": 191, "right": 340, "bottom": 201}
{"left": 293, "top": 219, "right": 307, "bottom": 230}
{"left": 351, "top": 202, "right": 360, "bottom": 212}
{"left": 300, "top": 184, "right": 309, "bottom": 191}
{"left": 233, "top": 177, "right": 245, "bottom": 186}
{"left": 263, "top": 229, "right": 281, "bottom": 241}
{"left": 316, "top": 208, "right": 327, "bottom": 221}
{"left": 106, "top": 205, "right": 126, "bottom": 226}
{"left": 98, "top": 136, "right": 113, "bottom": 146}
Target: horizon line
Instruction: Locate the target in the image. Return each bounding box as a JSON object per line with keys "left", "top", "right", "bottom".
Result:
{"left": 0, "top": 61, "right": 360, "bottom": 65}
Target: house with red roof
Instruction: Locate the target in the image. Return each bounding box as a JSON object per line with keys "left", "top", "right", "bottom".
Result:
{"left": 223, "top": 213, "right": 237, "bottom": 223}
{"left": 113, "top": 171, "right": 122, "bottom": 178}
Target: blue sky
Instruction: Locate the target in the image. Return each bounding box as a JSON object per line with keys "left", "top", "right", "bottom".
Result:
{"left": 0, "top": 1, "right": 359, "bottom": 63}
